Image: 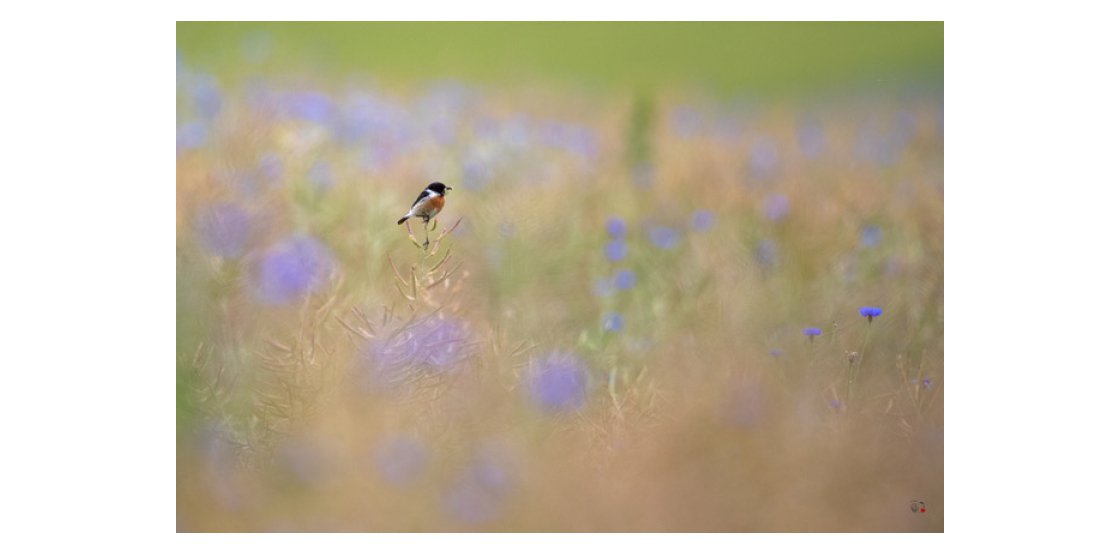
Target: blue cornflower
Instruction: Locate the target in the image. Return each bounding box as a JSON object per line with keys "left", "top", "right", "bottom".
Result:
{"left": 195, "top": 203, "right": 250, "bottom": 259}
{"left": 255, "top": 235, "right": 334, "bottom": 305}
{"left": 606, "top": 216, "right": 626, "bottom": 238}
{"left": 602, "top": 312, "right": 624, "bottom": 333}
{"left": 860, "top": 306, "right": 883, "bottom": 323}
{"left": 648, "top": 226, "right": 681, "bottom": 250}
{"left": 604, "top": 240, "right": 627, "bottom": 262}
{"left": 922, "top": 377, "right": 935, "bottom": 390}
{"left": 527, "top": 351, "right": 589, "bottom": 413}
{"left": 763, "top": 193, "right": 790, "bottom": 222}
{"left": 374, "top": 436, "right": 428, "bottom": 487}
{"left": 691, "top": 210, "right": 715, "bottom": 232}
{"left": 803, "top": 327, "right": 822, "bottom": 342}
{"left": 614, "top": 269, "right": 636, "bottom": 290}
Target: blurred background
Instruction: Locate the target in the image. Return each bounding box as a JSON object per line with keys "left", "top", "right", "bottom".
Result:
{"left": 176, "top": 22, "right": 943, "bottom": 532}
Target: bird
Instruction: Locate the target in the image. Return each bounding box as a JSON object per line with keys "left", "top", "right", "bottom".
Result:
{"left": 397, "top": 182, "right": 453, "bottom": 226}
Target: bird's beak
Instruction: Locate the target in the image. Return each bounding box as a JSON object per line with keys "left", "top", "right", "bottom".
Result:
{"left": 446, "top": 186, "right": 453, "bottom": 191}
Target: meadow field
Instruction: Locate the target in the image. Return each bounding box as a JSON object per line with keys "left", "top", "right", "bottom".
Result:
{"left": 176, "top": 22, "right": 943, "bottom": 532}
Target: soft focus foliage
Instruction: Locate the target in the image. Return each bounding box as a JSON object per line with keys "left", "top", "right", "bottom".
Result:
{"left": 177, "top": 22, "right": 943, "bottom": 532}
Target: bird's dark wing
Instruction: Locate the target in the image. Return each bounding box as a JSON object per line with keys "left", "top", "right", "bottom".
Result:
{"left": 410, "top": 189, "right": 432, "bottom": 209}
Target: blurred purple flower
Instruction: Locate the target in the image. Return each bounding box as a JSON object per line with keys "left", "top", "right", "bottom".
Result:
{"left": 255, "top": 235, "right": 334, "bottom": 304}
{"left": 375, "top": 436, "right": 428, "bottom": 486}
{"left": 829, "top": 398, "right": 844, "bottom": 411}
{"left": 195, "top": 203, "right": 250, "bottom": 258}
{"left": 604, "top": 240, "right": 627, "bottom": 262}
{"left": 177, "top": 121, "right": 208, "bottom": 151}
{"left": 803, "top": 327, "right": 822, "bottom": 338}
{"left": 280, "top": 440, "right": 325, "bottom": 485}
{"left": 755, "top": 239, "right": 778, "bottom": 268}
{"left": 308, "top": 160, "right": 334, "bottom": 192}
{"left": 444, "top": 451, "right": 514, "bottom": 524}
{"left": 648, "top": 226, "right": 681, "bottom": 250}
{"left": 190, "top": 74, "right": 223, "bottom": 120}
{"left": 922, "top": 377, "right": 935, "bottom": 390}
{"left": 606, "top": 216, "right": 626, "bottom": 239}
{"left": 361, "top": 315, "right": 471, "bottom": 391}
{"left": 602, "top": 312, "right": 624, "bottom": 333}
{"left": 749, "top": 139, "right": 780, "bottom": 180}
{"left": 671, "top": 106, "right": 704, "bottom": 138}
{"left": 614, "top": 269, "right": 636, "bottom": 290}
{"left": 763, "top": 194, "right": 790, "bottom": 222}
{"left": 461, "top": 153, "right": 492, "bottom": 191}
{"left": 259, "top": 152, "right": 283, "bottom": 183}
{"left": 860, "top": 225, "right": 883, "bottom": 248}
{"left": 691, "top": 210, "right": 715, "bottom": 232}
{"left": 527, "top": 351, "right": 589, "bottom": 413}
{"left": 284, "top": 91, "right": 334, "bottom": 124}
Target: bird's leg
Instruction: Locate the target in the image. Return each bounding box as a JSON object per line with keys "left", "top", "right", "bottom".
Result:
{"left": 422, "top": 219, "right": 431, "bottom": 249}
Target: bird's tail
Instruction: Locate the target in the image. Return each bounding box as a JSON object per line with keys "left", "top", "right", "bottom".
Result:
{"left": 397, "top": 216, "right": 408, "bottom": 225}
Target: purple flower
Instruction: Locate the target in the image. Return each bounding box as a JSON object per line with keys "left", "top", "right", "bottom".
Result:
{"left": 803, "top": 327, "right": 822, "bottom": 342}
{"left": 444, "top": 451, "right": 514, "bottom": 524}
{"left": 749, "top": 139, "right": 780, "bottom": 180}
{"left": 922, "top": 377, "right": 935, "bottom": 390}
{"left": 195, "top": 203, "right": 250, "bottom": 258}
{"left": 691, "top": 210, "right": 715, "bottom": 232}
{"left": 255, "top": 235, "right": 334, "bottom": 304}
{"left": 374, "top": 436, "right": 428, "bottom": 486}
{"left": 259, "top": 152, "right": 283, "bottom": 183}
{"left": 176, "top": 121, "right": 207, "bottom": 151}
{"left": 602, "top": 312, "right": 624, "bottom": 333}
{"left": 860, "top": 225, "right": 883, "bottom": 248}
{"left": 361, "top": 315, "right": 471, "bottom": 391}
{"left": 763, "top": 194, "right": 790, "bottom": 222}
{"left": 671, "top": 106, "right": 704, "bottom": 138}
{"left": 606, "top": 216, "right": 626, "bottom": 238}
{"left": 284, "top": 91, "right": 334, "bottom": 124}
{"left": 859, "top": 306, "right": 883, "bottom": 323}
{"left": 648, "top": 226, "right": 681, "bottom": 250}
{"left": 603, "top": 240, "right": 627, "bottom": 262}
{"left": 614, "top": 269, "right": 636, "bottom": 290}
{"left": 527, "top": 351, "right": 589, "bottom": 413}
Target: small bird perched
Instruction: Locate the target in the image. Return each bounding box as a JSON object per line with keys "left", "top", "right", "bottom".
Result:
{"left": 397, "top": 182, "right": 452, "bottom": 226}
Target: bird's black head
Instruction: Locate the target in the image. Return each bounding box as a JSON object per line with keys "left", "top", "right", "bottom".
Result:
{"left": 427, "top": 182, "right": 452, "bottom": 195}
